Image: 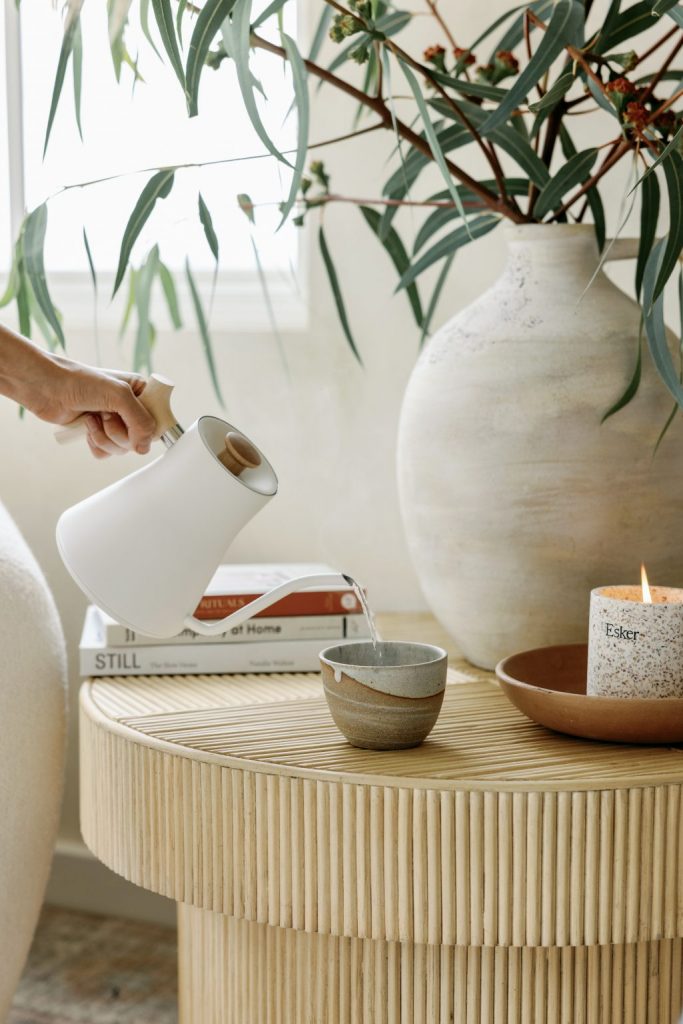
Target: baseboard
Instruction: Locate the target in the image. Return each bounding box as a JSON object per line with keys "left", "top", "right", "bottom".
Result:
{"left": 46, "top": 837, "right": 177, "bottom": 928}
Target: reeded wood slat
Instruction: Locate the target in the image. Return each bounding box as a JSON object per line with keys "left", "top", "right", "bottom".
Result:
{"left": 80, "top": 682, "right": 683, "bottom": 949}
{"left": 79, "top": 613, "right": 683, "bottom": 1021}
{"left": 178, "top": 906, "right": 683, "bottom": 1024}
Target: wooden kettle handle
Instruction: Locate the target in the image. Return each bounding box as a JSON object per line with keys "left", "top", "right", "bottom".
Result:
{"left": 53, "top": 374, "right": 178, "bottom": 445}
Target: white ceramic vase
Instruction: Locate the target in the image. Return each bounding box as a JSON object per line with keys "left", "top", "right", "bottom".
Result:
{"left": 397, "top": 223, "right": 683, "bottom": 669}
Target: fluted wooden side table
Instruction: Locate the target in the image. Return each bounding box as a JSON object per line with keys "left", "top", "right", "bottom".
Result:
{"left": 79, "top": 615, "right": 683, "bottom": 1023}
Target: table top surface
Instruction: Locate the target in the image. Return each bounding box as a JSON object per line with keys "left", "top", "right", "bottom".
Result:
{"left": 83, "top": 613, "right": 683, "bottom": 793}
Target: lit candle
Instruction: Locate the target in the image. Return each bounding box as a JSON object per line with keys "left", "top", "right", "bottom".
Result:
{"left": 587, "top": 565, "right": 683, "bottom": 698}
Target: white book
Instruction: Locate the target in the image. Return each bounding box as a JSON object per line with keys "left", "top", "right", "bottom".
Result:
{"left": 79, "top": 607, "right": 340, "bottom": 677}
{"left": 91, "top": 606, "right": 370, "bottom": 647}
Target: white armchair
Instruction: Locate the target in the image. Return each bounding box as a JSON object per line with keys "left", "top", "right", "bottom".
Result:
{"left": 0, "top": 502, "right": 66, "bottom": 1020}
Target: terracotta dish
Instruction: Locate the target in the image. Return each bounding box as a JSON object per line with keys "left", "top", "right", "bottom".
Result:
{"left": 496, "top": 643, "right": 683, "bottom": 744}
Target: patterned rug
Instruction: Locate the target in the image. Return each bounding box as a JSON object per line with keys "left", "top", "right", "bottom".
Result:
{"left": 9, "top": 905, "right": 177, "bottom": 1024}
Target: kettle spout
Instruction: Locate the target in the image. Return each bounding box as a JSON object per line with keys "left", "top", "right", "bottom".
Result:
{"left": 185, "top": 572, "right": 359, "bottom": 637}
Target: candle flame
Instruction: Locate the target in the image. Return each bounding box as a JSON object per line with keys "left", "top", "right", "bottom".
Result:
{"left": 641, "top": 563, "right": 652, "bottom": 604}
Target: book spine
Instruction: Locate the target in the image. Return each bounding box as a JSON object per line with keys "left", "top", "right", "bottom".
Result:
{"left": 194, "top": 590, "right": 361, "bottom": 619}
{"left": 80, "top": 638, "right": 326, "bottom": 677}
{"left": 101, "top": 615, "right": 369, "bottom": 647}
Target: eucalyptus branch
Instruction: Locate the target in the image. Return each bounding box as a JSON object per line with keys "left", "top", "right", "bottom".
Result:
{"left": 43, "top": 122, "right": 385, "bottom": 203}
{"left": 639, "top": 32, "right": 683, "bottom": 103}
{"left": 650, "top": 87, "right": 683, "bottom": 119}
{"left": 529, "top": 100, "right": 566, "bottom": 216}
{"left": 308, "top": 193, "right": 479, "bottom": 209}
{"left": 633, "top": 25, "right": 679, "bottom": 69}
{"left": 251, "top": 31, "right": 527, "bottom": 222}
{"left": 425, "top": 0, "right": 458, "bottom": 52}
{"left": 382, "top": 39, "right": 519, "bottom": 213}
{"left": 551, "top": 138, "right": 631, "bottom": 220}
{"left": 320, "top": 0, "right": 517, "bottom": 212}
{"left": 527, "top": 10, "right": 604, "bottom": 92}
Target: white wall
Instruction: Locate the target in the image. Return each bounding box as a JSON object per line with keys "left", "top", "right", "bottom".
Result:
{"left": 0, "top": 0, "right": 659, "bottom": 916}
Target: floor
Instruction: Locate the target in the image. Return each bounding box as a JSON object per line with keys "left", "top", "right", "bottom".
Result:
{"left": 10, "top": 906, "right": 177, "bottom": 1024}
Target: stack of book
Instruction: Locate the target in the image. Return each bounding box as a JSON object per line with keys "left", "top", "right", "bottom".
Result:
{"left": 79, "top": 563, "right": 369, "bottom": 676}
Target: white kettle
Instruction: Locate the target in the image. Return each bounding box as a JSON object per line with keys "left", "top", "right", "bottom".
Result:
{"left": 56, "top": 376, "right": 349, "bottom": 638}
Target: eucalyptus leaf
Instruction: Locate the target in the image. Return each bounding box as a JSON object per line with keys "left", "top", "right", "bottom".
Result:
{"left": 308, "top": 4, "right": 332, "bottom": 61}
{"left": 360, "top": 206, "right": 423, "bottom": 328}
{"left": 414, "top": 179, "right": 528, "bottom": 253}
{"left": 378, "top": 47, "right": 410, "bottom": 242}
{"left": 489, "top": 0, "right": 555, "bottom": 56}
{"left": 420, "top": 253, "right": 454, "bottom": 347}
{"left": 636, "top": 125, "right": 683, "bottom": 188}
{"left": 119, "top": 269, "right": 137, "bottom": 339}
{"left": 398, "top": 214, "right": 500, "bottom": 291}
{"left": 0, "top": 261, "right": 17, "bottom": 309}
{"left": 529, "top": 69, "right": 575, "bottom": 112}
{"left": 601, "top": 329, "right": 642, "bottom": 422}
{"left": 186, "top": 0, "right": 236, "bottom": 116}
{"left": 72, "top": 18, "right": 83, "bottom": 140}
{"left": 648, "top": 0, "right": 679, "bottom": 14}
{"left": 249, "top": 236, "right": 289, "bottom": 377}
{"left": 113, "top": 169, "right": 175, "bottom": 297}
{"left": 429, "top": 98, "right": 551, "bottom": 188}
{"left": 198, "top": 193, "right": 220, "bottom": 263}
{"left": 186, "top": 259, "right": 225, "bottom": 404}
{"left": 319, "top": 226, "right": 362, "bottom": 366}
{"left": 176, "top": 0, "right": 188, "bottom": 42}
{"left": 653, "top": 400, "right": 679, "bottom": 453}
{"left": 82, "top": 228, "right": 97, "bottom": 295}
{"left": 22, "top": 205, "right": 65, "bottom": 348}
{"left": 15, "top": 239, "right": 31, "bottom": 340}
{"left": 133, "top": 245, "right": 160, "bottom": 374}
{"left": 596, "top": 2, "right": 655, "bottom": 52}
{"left": 278, "top": 32, "right": 308, "bottom": 227}
{"left": 651, "top": 152, "right": 683, "bottom": 306}
{"left": 559, "top": 124, "right": 606, "bottom": 249}
{"left": 151, "top": 0, "right": 186, "bottom": 91}
{"left": 222, "top": 2, "right": 291, "bottom": 166}
{"left": 663, "top": 3, "right": 683, "bottom": 25}
{"left": 643, "top": 238, "right": 683, "bottom": 406}
{"left": 44, "top": 0, "right": 84, "bottom": 156}
{"left": 140, "top": 0, "right": 162, "bottom": 59}
{"left": 636, "top": 170, "right": 660, "bottom": 298}
{"left": 428, "top": 69, "right": 506, "bottom": 103}
{"left": 252, "top": 0, "right": 288, "bottom": 29}
{"left": 400, "top": 61, "right": 468, "bottom": 225}
{"left": 533, "top": 147, "right": 598, "bottom": 219}
{"left": 482, "top": 0, "right": 584, "bottom": 136}
{"left": 158, "top": 261, "right": 182, "bottom": 328}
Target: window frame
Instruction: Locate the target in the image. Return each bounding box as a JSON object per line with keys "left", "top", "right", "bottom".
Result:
{"left": 1, "top": 2, "right": 308, "bottom": 335}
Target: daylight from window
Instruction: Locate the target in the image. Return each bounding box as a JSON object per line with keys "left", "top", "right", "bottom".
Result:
{"left": 5, "top": 0, "right": 297, "bottom": 274}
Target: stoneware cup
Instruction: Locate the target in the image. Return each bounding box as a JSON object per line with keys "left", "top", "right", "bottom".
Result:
{"left": 319, "top": 640, "right": 448, "bottom": 750}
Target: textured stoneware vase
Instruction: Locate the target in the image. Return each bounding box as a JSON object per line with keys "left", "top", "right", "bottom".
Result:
{"left": 398, "top": 223, "right": 683, "bottom": 670}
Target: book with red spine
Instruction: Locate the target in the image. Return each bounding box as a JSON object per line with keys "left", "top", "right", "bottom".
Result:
{"left": 193, "top": 563, "right": 362, "bottom": 620}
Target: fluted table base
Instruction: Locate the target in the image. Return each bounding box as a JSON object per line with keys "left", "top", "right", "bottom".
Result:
{"left": 178, "top": 905, "right": 683, "bottom": 1024}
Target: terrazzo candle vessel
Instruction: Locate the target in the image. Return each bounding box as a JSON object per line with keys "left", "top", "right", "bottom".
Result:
{"left": 587, "top": 582, "right": 683, "bottom": 698}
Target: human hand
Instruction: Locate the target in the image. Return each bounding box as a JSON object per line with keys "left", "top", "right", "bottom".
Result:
{"left": 40, "top": 358, "right": 157, "bottom": 459}
{"left": 0, "top": 327, "right": 156, "bottom": 458}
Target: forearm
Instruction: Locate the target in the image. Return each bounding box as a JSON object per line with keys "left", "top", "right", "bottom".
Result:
{"left": 0, "top": 323, "right": 63, "bottom": 411}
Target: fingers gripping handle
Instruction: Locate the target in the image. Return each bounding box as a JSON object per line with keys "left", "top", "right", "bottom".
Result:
{"left": 53, "top": 374, "right": 179, "bottom": 445}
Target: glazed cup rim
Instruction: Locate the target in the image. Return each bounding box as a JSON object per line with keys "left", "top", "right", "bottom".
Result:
{"left": 319, "top": 639, "right": 448, "bottom": 671}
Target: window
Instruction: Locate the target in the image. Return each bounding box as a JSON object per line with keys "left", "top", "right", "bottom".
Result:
{"left": 1, "top": 0, "right": 305, "bottom": 329}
